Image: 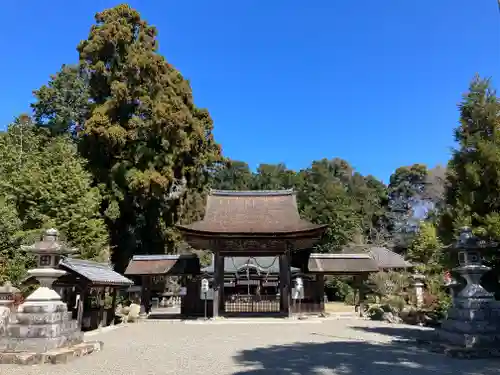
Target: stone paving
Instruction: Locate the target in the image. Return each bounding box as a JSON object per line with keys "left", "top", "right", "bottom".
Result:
{"left": 2, "top": 318, "right": 499, "bottom": 375}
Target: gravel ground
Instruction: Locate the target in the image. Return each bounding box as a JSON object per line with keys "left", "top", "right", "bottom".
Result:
{"left": 2, "top": 318, "right": 498, "bottom": 375}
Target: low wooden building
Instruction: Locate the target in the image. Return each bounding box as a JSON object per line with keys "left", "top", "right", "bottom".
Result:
{"left": 24, "top": 257, "right": 133, "bottom": 331}
{"left": 124, "top": 254, "right": 200, "bottom": 312}
{"left": 20, "top": 228, "right": 134, "bottom": 330}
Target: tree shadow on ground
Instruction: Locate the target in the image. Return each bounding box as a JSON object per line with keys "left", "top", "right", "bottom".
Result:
{"left": 233, "top": 326, "right": 498, "bottom": 375}
{"left": 350, "top": 324, "right": 436, "bottom": 341}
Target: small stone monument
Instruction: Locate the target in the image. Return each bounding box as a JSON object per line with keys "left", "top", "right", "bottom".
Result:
{"left": 412, "top": 271, "right": 425, "bottom": 308}
{"left": 0, "top": 228, "right": 103, "bottom": 365}
{"left": 432, "top": 227, "right": 500, "bottom": 358}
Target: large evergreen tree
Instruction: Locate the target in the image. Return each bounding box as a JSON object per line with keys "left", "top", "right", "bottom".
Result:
{"left": 442, "top": 76, "right": 500, "bottom": 241}
{"left": 72, "top": 5, "right": 221, "bottom": 270}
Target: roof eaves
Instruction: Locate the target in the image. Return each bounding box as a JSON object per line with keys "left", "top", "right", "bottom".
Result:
{"left": 209, "top": 189, "right": 295, "bottom": 197}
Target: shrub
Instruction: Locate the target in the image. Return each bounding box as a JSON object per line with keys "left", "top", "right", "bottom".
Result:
{"left": 366, "top": 304, "right": 384, "bottom": 320}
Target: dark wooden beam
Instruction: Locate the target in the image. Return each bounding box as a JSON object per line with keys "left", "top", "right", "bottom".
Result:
{"left": 212, "top": 252, "right": 224, "bottom": 318}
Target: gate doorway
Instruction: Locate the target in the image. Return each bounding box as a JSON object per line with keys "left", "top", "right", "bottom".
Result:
{"left": 222, "top": 256, "right": 282, "bottom": 316}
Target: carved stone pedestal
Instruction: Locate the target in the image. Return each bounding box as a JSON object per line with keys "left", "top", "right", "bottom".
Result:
{"left": 433, "top": 297, "right": 500, "bottom": 358}
{"left": 0, "top": 287, "right": 84, "bottom": 352}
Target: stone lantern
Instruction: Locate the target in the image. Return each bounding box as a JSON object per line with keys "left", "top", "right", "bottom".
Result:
{"left": 0, "top": 282, "right": 20, "bottom": 307}
{"left": 452, "top": 227, "right": 493, "bottom": 299}
{"left": 411, "top": 271, "right": 425, "bottom": 308}
{"left": 435, "top": 227, "right": 500, "bottom": 357}
{"left": 0, "top": 228, "right": 85, "bottom": 355}
{"left": 21, "top": 228, "right": 78, "bottom": 287}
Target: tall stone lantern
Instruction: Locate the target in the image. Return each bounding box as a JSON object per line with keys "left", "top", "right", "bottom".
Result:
{"left": 0, "top": 228, "right": 104, "bottom": 363}
{"left": 435, "top": 227, "right": 500, "bottom": 357}
{"left": 21, "top": 228, "right": 78, "bottom": 292}
{"left": 0, "top": 228, "right": 85, "bottom": 354}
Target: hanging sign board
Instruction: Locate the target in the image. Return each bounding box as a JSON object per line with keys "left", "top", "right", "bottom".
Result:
{"left": 201, "top": 278, "right": 209, "bottom": 293}
{"left": 200, "top": 288, "right": 214, "bottom": 300}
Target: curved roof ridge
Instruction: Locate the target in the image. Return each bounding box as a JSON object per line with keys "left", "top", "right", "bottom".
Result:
{"left": 209, "top": 189, "right": 295, "bottom": 197}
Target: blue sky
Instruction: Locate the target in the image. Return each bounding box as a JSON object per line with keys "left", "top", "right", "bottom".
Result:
{"left": 0, "top": 1, "right": 499, "bottom": 182}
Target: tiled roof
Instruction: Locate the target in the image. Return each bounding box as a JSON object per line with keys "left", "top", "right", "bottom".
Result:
{"left": 341, "top": 246, "right": 413, "bottom": 269}
{"left": 367, "top": 247, "right": 412, "bottom": 269}
{"left": 124, "top": 254, "right": 200, "bottom": 276}
{"left": 177, "top": 190, "right": 326, "bottom": 234}
{"left": 308, "top": 253, "right": 379, "bottom": 273}
{"left": 59, "top": 257, "right": 133, "bottom": 286}
{"left": 201, "top": 256, "right": 300, "bottom": 274}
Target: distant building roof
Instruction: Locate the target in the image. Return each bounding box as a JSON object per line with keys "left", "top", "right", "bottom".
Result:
{"left": 367, "top": 247, "right": 412, "bottom": 269}
{"left": 341, "top": 246, "right": 413, "bottom": 269}
{"left": 59, "top": 257, "right": 133, "bottom": 286}
{"left": 201, "top": 256, "right": 300, "bottom": 274}
{"left": 124, "top": 254, "right": 200, "bottom": 276}
{"left": 308, "top": 253, "right": 379, "bottom": 274}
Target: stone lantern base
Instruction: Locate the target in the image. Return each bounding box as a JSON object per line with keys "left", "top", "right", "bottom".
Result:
{"left": 0, "top": 271, "right": 104, "bottom": 364}
{"left": 416, "top": 296, "right": 500, "bottom": 359}
{"left": 0, "top": 288, "right": 83, "bottom": 353}
{"left": 435, "top": 296, "right": 500, "bottom": 357}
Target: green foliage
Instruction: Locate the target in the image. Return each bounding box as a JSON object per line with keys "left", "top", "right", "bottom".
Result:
{"left": 0, "top": 117, "right": 109, "bottom": 264}
{"left": 366, "top": 305, "right": 385, "bottom": 320}
{"left": 387, "top": 164, "right": 429, "bottom": 249}
{"left": 33, "top": 4, "right": 222, "bottom": 271}
{"left": 32, "top": 64, "right": 90, "bottom": 137}
{"left": 407, "top": 222, "right": 444, "bottom": 270}
{"left": 0, "top": 197, "right": 22, "bottom": 255}
{"left": 211, "top": 160, "right": 255, "bottom": 190}
{"left": 368, "top": 271, "right": 411, "bottom": 297}
{"left": 442, "top": 76, "right": 500, "bottom": 239}
{"left": 297, "top": 158, "right": 385, "bottom": 251}
{"left": 325, "top": 276, "right": 353, "bottom": 301}
{"left": 213, "top": 158, "right": 389, "bottom": 253}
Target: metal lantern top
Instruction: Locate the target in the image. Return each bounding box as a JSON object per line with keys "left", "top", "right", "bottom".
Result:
{"left": 21, "top": 228, "right": 78, "bottom": 269}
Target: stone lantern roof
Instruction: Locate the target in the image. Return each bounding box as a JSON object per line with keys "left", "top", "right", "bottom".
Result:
{"left": 21, "top": 228, "right": 78, "bottom": 256}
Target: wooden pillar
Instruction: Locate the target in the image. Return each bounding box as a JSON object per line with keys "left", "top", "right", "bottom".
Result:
{"left": 317, "top": 274, "right": 325, "bottom": 313}
{"left": 98, "top": 287, "right": 106, "bottom": 328}
{"left": 358, "top": 274, "right": 368, "bottom": 317}
{"left": 110, "top": 288, "right": 118, "bottom": 325}
{"left": 77, "top": 285, "right": 88, "bottom": 329}
{"left": 279, "top": 251, "right": 292, "bottom": 317}
{"left": 213, "top": 253, "right": 224, "bottom": 318}
{"left": 140, "top": 276, "right": 151, "bottom": 314}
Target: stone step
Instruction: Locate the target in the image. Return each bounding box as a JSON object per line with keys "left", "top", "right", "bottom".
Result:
{"left": 8, "top": 320, "right": 79, "bottom": 338}
{"left": 437, "top": 329, "right": 500, "bottom": 348}
{"left": 15, "top": 311, "right": 73, "bottom": 325}
{"left": 0, "top": 332, "right": 84, "bottom": 352}
{"left": 0, "top": 340, "right": 101, "bottom": 365}
{"left": 18, "top": 301, "right": 68, "bottom": 314}
{"left": 440, "top": 319, "right": 500, "bottom": 334}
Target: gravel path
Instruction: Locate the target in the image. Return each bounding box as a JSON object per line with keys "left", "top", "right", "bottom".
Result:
{"left": 2, "top": 319, "right": 498, "bottom": 375}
